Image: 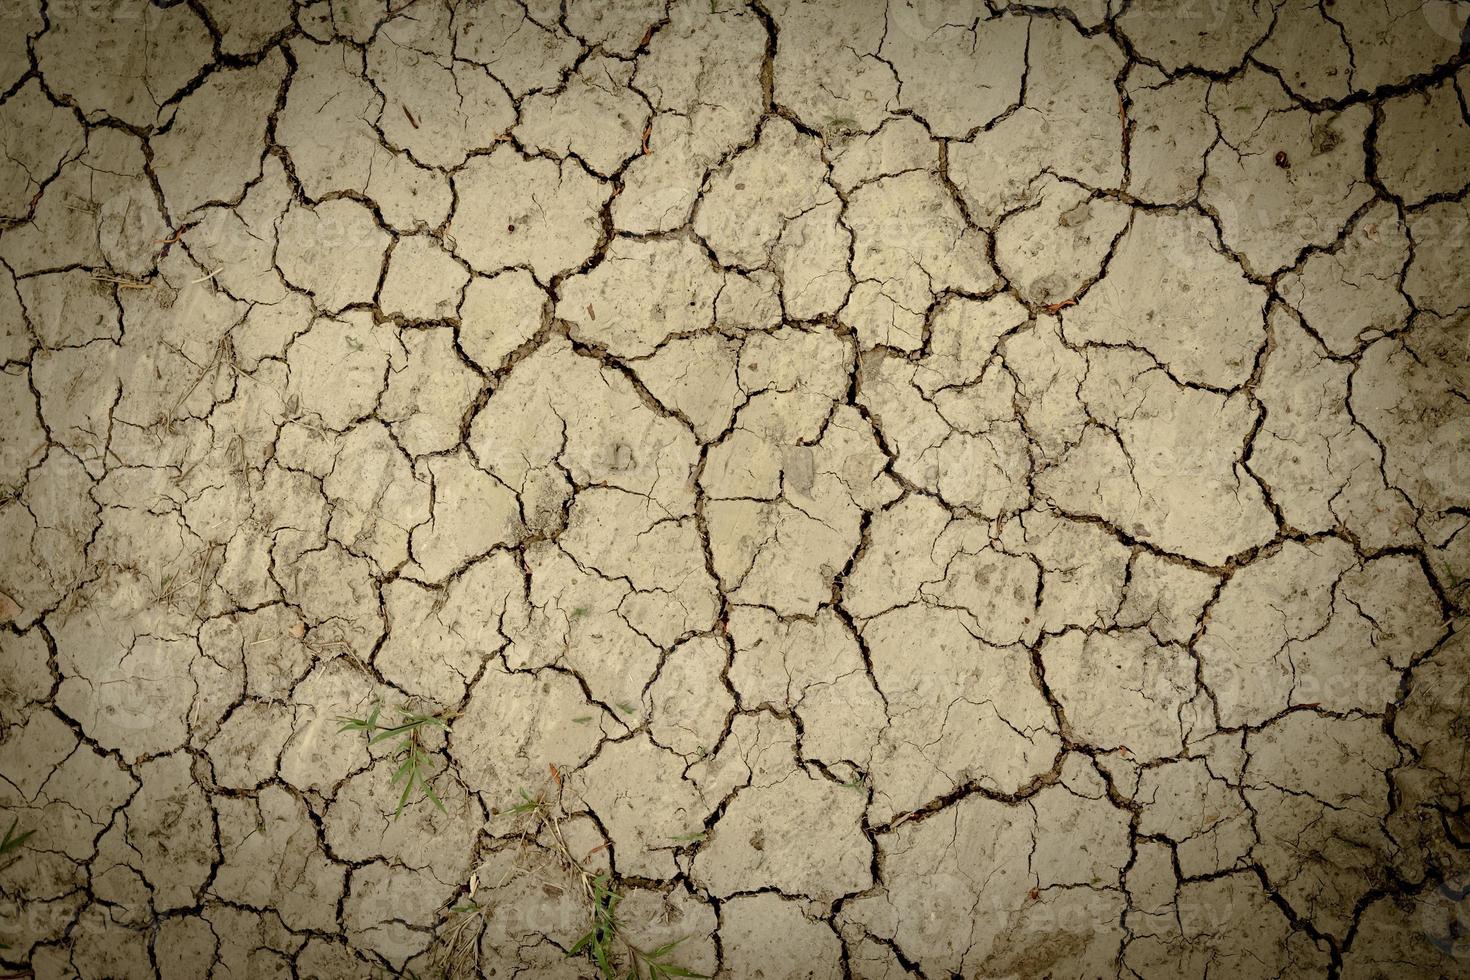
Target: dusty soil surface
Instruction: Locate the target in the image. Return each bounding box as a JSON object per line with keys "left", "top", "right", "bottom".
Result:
{"left": 2, "top": 0, "right": 1470, "bottom": 977}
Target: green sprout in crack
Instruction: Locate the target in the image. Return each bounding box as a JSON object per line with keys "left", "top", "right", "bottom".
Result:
{"left": 337, "top": 704, "right": 452, "bottom": 820}
{"left": 499, "top": 789, "right": 708, "bottom": 980}
{"left": 571, "top": 875, "right": 704, "bottom": 979}
{"left": 0, "top": 818, "right": 33, "bottom": 866}
{"left": 0, "top": 817, "right": 34, "bottom": 950}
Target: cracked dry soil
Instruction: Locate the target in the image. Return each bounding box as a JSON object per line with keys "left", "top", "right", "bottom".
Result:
{"left": 1, "top": 0, "right": 1470, "bottom": 977}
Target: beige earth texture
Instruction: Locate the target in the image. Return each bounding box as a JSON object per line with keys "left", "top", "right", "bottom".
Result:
{"left": 2, "top": 0, "right": 1470, "bottom": 977}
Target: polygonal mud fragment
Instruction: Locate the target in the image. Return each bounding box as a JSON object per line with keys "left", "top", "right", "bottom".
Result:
{"left": 857, "top": 604, "right": 1059, "bottom": 823}
{"left": 1201, "top": 70, "right": 1372, "bottom": 274}
{"left": 458, "top": 269, "right": 547, "bottom": 372}
{"left": 694, "top": 768, "right": 871, "bottom": 903}
{"left": 719, "top": 893, "right": 844, "bottom": 979}
{"left": 1063, "top": 209, "right": 1265, "bottom": 389}
{"left": 1135, "top": 757, "right": 1253, "bottom": 877}
{"left": 855, "top": 297, "right": 1032, "bottom": 512}
{"left": 844, "top": 792, "right": 1119, "bottom": 977}
{"left": 571, "top": 735, "right": 709, "bottom": 879}
{"left": 16, "top": 269, "right": 121, "bottom": 349}
{"left": 1037, "top": 348, "right": 1277, "bottom": 565}
{"left": 1117, "top": 551, "right": 1219, "bottom": 646}
{"left": 214, "top": 785, "right": 345, "bottom": 933}
{"left": 153, "top": 915, "right": 218, "bottom": 979}
{"left": 452, "top": 664, "right": 609, "bottom": 804}
{"left": 280, "top": 542, "right": 385, "bottom": 661}
{"left": 565, "top": 0, "right": 664, "bottom": 55}
{"left": 276, "top": 199, "right": 391, "bottom": 312}
{"left": 557, "top": 235, "right": 722, "bottom": 357}
{"left": 343, "top": 861, "right": 445, "bottom": 968}
{"left": 322, "top": 421, "right": 429, "bottom": 571}
{"left": 1376, "top": 79, "right": 1470, "bottom": 206}
{"left": 322, "top": 0, "right": 390, "bottom": 43}
{"left": 111, "top": 754, "right": 214, "bottom": 912}
{"left": 456, "top": 0, "right": 581, "bottom": 96}
{"left": 515, "top": 56, "right": 650, "bottom": 177}
{"left": 1042, "top": 628, "right": 1194, "bottom": 761}
{"left": 1252, "top": 309, "right": 1419, "bottom": 548}
{"left": 379, "top": 236, "right": 470, "bottom": 322}
{"left": 1332, "top": 0, "right": 1466, "bottom": 92}
{"left": 34, "top": 0, "right": 213, "bottom": 128}
{"left": 1029, "top": 781, "right": 1130, "bottom": 889}
{"left": 1194, "top": 537, "right": 1437, "bottom": 725}
{"left": 295, "top": 938, "right": 381, "bottom": 980}
{"left": 728, "top": 607, "right": 886, "bottom": 767}
{"left": 201, "top": 906, "right": 303, "bottom": 978}
{"left": 1278, "top": 200, "right": 1411, "bottom": 356}
{"left": 994, "top": 176, "right": 1131, "bottom": 307}
{"left": 843, "top": 170, "right": 997, "bottom": 350}
{"left": 0, "top": 265, "right": 30, "bottom": 364}
{"left": 1342, "top": 890, "right": 1470, "bottom": 980}
{"left": 828, "top": 116, "right": 937, "bottom": 192}
{"left": 645, "top": 634, "right": 734, "bottom": 758}
{"left": 1404, "top": 198, "right": 1470, "bottom": 317}
{"left": 451, "top": 145, "right": 610, "bottom": 282}
{"left": 199, "top": 0, "right": 296, "bottom": 55}
{"left": 285, "top": 311, "right": 398, "bottom": 430}
{"left": 278, "top": 659, "right": 378, "bottom": 794}
{"left": 558, "top": 487, "right": 719, "bottom": 646}
{"left": 0, "top": 631, "right": 52, "bottom": 714}
{"left": 1246, "top": 712, "right": 1401, "bottom": 938}
{"left": 0, "top": 369, "right": 44, "bottom": 491}
{"left": 1117, "top": 0, "right": 1274, "bottom": 72}
{"left": 976, "top": 887, "right": 1127, "bottom": 980}
{"left": 614, "top": 0, "right": 766, "bottom": 233}
{"left": 1391, "top": 628, "right": 1470, "bottom": 869}
{"left": 949, "top": 18, "right": 1125, "bottom": 223}
{"left": 22, "top": 512, "right": 117, "bottom": 644}
{"left": 767, "top": 0, "right": 894, "bottom": 138}
{"left": 1123, "top": 872, "right": 1330, "bottom": 978}
{"left": 366, "top": 12, "right": 516, "bottom": 170}
{"left": 1351, "top": 312, "right": 1470, "bottom": 517}
{"left": 206, "top": 701, "right": 293, "bottom": 789}
{"left": 469, "top": 338, "right": 700, "bottom": 523}
{"left": 184, "top": 156, "right": 294, "bottom": 307}
{"left": 152, "top": 52, "right": 288, "bottom": 218}
{"left": 326, "top": 753, "right": 480, "bottom": 880}
{"left": 277, "top": 40, "right": 452, "bottom": 229}
{"left": 629, "top": 333, "right": 743, "bottom": 443}
{"left": 1254, "top": 0, "right": 1355, "bottom": 102}
{"left": 1124, "top": 69, "right": 1214, "bottom": 206}
{"left": 879, "top": 9, "right": 1025, "bottom": 139}
{"left": 379, "top": 551, "right": 525, "bottom": 704}
{"left": 697, "top": 116, "right": 837, "bottom": 271}
{"left": 0, "top": 709, "right": 76, "bottom": 802}
{"left": 0, "top": 0, "right": 41, "bottom": 93}
{"left": 0, "top": 80, "right": 84, "bottom": 222}
{"left": 55, "top": 905, "right": 155, "bottom": 979}
{"left": 694, "top": 117, "right": 851, "bottom": 318}
{"left": 842, "top": 496, "right": 1014, "bottom": 627}
{"left": 705, "top": 406, "right": 895, "bottom": 616}
{"left": 54, "top": 630, "right": 199, "bottom": 760}
{"left": 0, "top": 127, "right": 166, "bottom": 278}
{"left": 998, "top": 509, "right": 1130, "bottom": 635}
{"left": 406, "top": 449, "right": 523, "bottom": 583}
{"left": 1000, "top": 316, "right": 1087, "bottom": 461}
{"left": 380, "top": 327, "right": 479, "bottom": 455}
{"left": 508, "top": 543, "right": 664, "bottom": 714}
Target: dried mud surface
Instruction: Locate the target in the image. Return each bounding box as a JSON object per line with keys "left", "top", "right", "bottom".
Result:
{"left": 1, "top": 0, "right": 1470, "bottom": 977}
